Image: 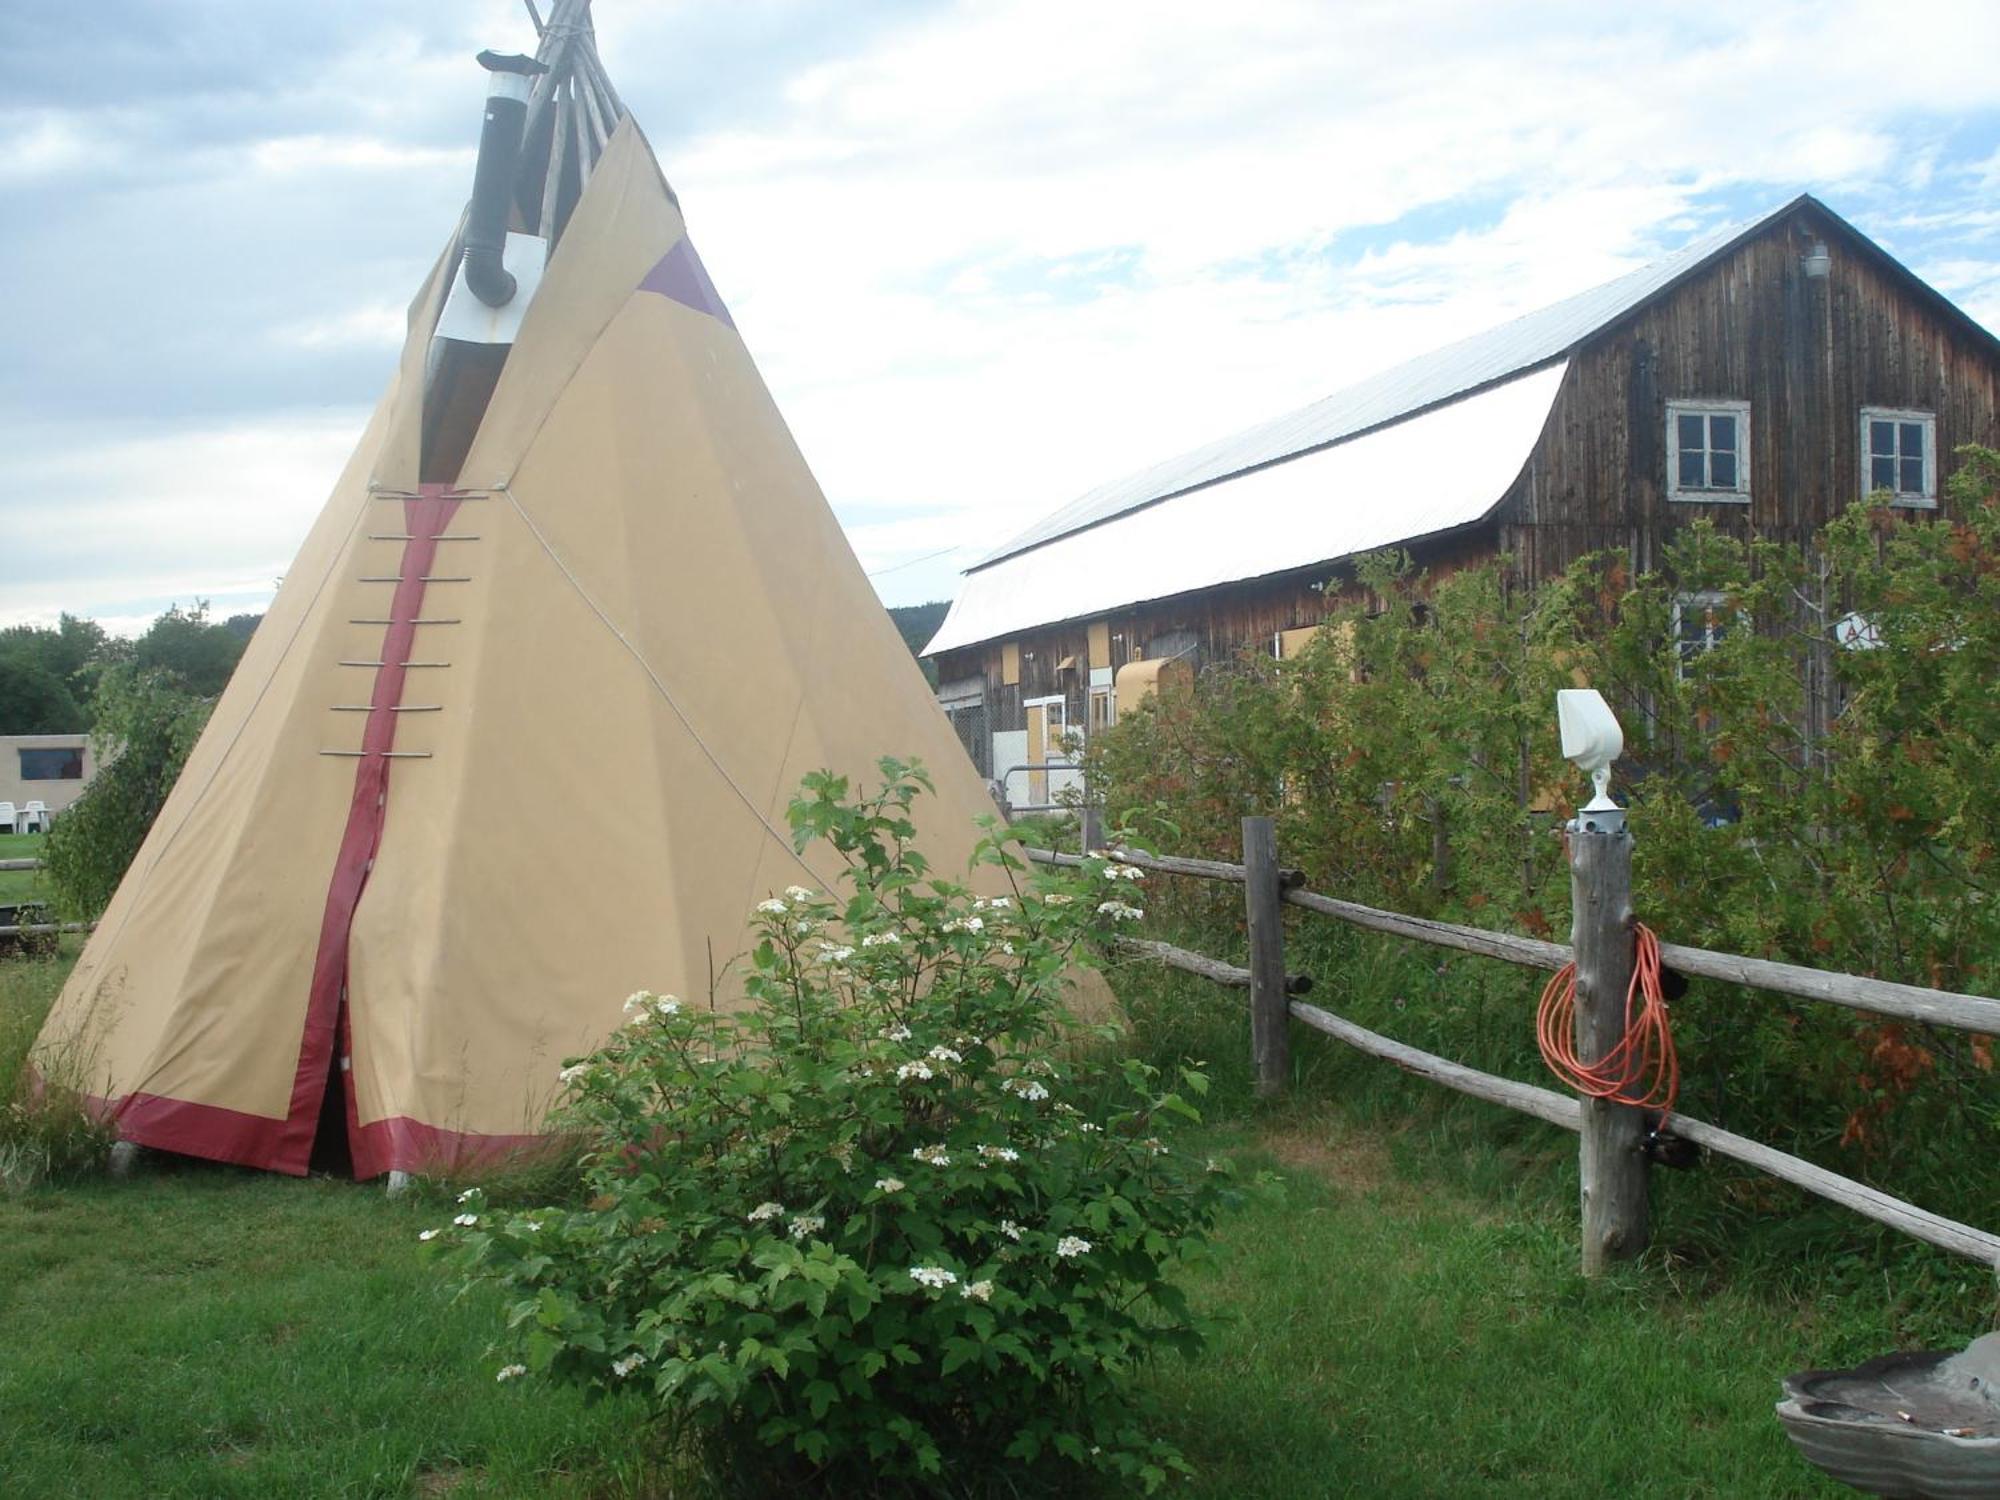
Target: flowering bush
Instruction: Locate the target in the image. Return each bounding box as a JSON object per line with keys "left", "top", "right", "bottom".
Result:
{"left": 433, "top": 760, "right": 1235, "bottom": 1493}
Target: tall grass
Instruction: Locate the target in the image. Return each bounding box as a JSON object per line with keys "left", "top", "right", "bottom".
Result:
{"left": 1107, "top": 923, "right": 1999, "bottom": 1344}
{"left": 0, "top": 938, "right": 115, "bottom": 1193}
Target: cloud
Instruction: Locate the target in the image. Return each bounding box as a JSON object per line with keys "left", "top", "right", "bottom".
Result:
{"left": 2, "top": 0, "right": 1998, "bottom": 622}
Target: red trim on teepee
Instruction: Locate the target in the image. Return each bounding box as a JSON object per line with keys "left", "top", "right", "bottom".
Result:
{"left": 73, "top": 1078, "right": 551, "bottom": 1178}
{"left": 278, "top": 482, "right": 465, "bottom": 1176}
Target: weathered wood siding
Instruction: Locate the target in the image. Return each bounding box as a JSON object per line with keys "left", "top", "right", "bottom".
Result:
{"left": 935, "top": 202, "right": 2000, "bottom": 755}
{"left": 931, "top": 533, "right": 1493, "bottom": 743}
{"left": 1501, "top": 206, "right": 2000, "bottom": 578}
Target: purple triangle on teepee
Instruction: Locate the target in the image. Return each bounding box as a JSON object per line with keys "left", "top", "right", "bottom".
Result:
{"left": 638, "top": 237, "right": 735, "bottom": 328}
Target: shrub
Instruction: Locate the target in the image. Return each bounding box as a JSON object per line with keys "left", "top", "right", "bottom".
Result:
{"left": 1085, "top": 446, "right": 2000, "bottom": 1227}
{"left": 434, "top": 761, "right": 1235, "bottom": 1494}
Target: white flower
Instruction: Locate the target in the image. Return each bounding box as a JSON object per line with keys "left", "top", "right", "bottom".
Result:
{"left": 1096, "top": 900, "right": 1145, "bottom": 921}
{"left": 819, "top": 944, "right": 855, "bottom": 964}
{"left": 874, "top": 1176, "right": 905, "bottom": 1194}
{"left": 747, "top": 1201, "right": 784, "bottom": 1223}
{"left": 942, "top": 915, "right": 985, "bottom": 934}
{"left": 792, "top": 918, "right": 817, "bottom": 935}
{"left": 788, "top": 1213, "right": 826, "bottom": 1240}
{"left": 862, "top": 932, "right": 900, "bottom": 948}
{"left": 783, "top": 885, "right": 817, "bottom": 902}
{"left": 911, "top": 1144, "right": 950, "bottom": 1167}
{"left": 558, "top": 1063, "right": 589, "bottom": 1084}
{"left": 496, "top": 1364, "right": 527, "bottom": 1382}
{"left": 1041, "top": 893, "right": 1074, "bottom": 906}
{"left": 610, "top": 1352, "right": 646, "bottom": 1378}
{"left": 1206, "top": 1157, "right": 1225, "bottom": 1173}
{"left": 1055, "top": 1235, "right": 1092, "bottom": 1259}
{"left": 896, "top": 1060, "right": 934, "bottom": 1083}
{"left": 909, "top": 1265, "right": 958, "bottom": 1290}
{"left": 457, "top": 1189, "right": 478, "bottom": 1204}
{"left": 960, "top": 1279, "right": 995, "bottom": 1303}
{"left": 1000, "top": 941, "right": 1016, "bottom": 955}
{"left": 623, "top": 990, "right": 654, "bottom": 1015}
{"left": 927, "top": 1045, "right": 963, "bottom": 1064}
{"left": 883, "top": 1024, "right": 913, "bottom": 1042}
{"left": 1141, "top": 1137, "right": 1168, "bottom": 1156}
{"left": 655, "top": 997, "right": 680, "bottom": 1017}
{"left": 1107, "top": 864, "right": 1146, "bottom": 882}
{"left": 755, "top": 897, "right": 788, "bottom": 915}
{"left": 418, "top": 1228, "right": 439, "bottom": 1242}
{"left": 1079, "top": 1122, "right": 1102, "bottom": 1134}
{"left": 986, "top": 897, "right": 1014, "bottom": 910}
{"left": 1003, "top": 1079, "right": 1049, "bottom": 1102}
{"left": 976, "top": 1145, "right": 1020, "bottom": 1164}
{"left": 452, "top": 1213, "right": 479, "bottom": 1227}
{"left": 998, "top": 1219, "right": 1022, "bottom": 1242}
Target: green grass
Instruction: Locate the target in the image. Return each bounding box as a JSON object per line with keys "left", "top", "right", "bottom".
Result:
{"left": 3, "top": 945, "right": 1990, "bottom": 1497}
{"left": 0, "top": 831, "right": 47, "bottom": 905}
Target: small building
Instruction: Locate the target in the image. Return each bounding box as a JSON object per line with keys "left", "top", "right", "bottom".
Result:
{"left": 0, "top": 733, "right": 96, "bottom": 824}
{"left": 923, "top": 194, "right": 2000, "bottom": 793}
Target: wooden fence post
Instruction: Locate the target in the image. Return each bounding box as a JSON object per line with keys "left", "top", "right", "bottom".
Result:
{"left": 1243, "top": 816, "right": 1289, "bottom": 1098}
{"left": 1080, "top": 802, "right": 1105, "bottom": 856}
{"left": 1568, "top": 816, "right": 1648, "bottom": 1274}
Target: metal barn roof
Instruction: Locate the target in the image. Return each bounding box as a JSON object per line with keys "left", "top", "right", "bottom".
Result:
{"left": 972, "top": 200, "right": 1806, "bottom": 574}
{"left": 922, "top": 361, "right": 1568, "bottom": 656}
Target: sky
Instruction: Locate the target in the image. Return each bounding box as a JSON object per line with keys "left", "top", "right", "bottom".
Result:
{"left": 2, "top": 0, "right": 1997, "bottom": 634}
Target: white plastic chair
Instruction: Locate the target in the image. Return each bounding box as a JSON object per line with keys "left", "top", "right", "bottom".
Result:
{"left": 22, "top": 801, "right": 49, "bottom": 833}
{"left": 0, "top": 802, "right": 15, "bottom": 835}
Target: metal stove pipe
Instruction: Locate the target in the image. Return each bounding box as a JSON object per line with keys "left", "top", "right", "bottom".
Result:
{"left": 462, "top": 50, "right": 549, "bottom": 309}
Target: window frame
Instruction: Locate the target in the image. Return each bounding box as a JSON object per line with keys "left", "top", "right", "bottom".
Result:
{"left": 1671, "top": 590, "right": 1739, "bottom": 678}
{"left": 1666, "top": 399, "right": 1752, "bottom": 504}
{"left": 17, "top": 746, "right": 84, "bottom": 781}
{"left": 1859, "top": 407, "right": 1937, "bottom": 508}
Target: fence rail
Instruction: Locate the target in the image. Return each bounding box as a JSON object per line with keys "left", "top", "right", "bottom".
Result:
{"left": 1037, "top": 845, "right": 2000, "bottom": 1035}
{"left": 1028, "top": 827, "right": 2000, "bottom": 1272}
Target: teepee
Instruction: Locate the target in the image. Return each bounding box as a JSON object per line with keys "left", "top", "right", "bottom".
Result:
{"left": 35, "top": 2, "right": 1000, "bottom": 1179}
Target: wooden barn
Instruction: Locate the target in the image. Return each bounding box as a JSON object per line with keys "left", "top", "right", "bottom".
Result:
{"left": 922, "top": 194, "right": 2000, "bottom": 803}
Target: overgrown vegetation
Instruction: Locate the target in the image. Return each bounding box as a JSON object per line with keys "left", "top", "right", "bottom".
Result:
{"left": 1, "top": 941, "right": 1889, "bottom": 1498}
{"left": 1088, "top": 448, "right": 2000, "bottom": 1233}
{"left": 437, "top": 763, "right": 1235, "bottom": 1495}
{"left": 0, "top": 940, "right": 114, "bottom": 1193}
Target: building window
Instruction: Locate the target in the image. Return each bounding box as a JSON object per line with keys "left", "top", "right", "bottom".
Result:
{"left": 19, "top": 747, "right": 83, "bottom": 781}
{"left": 1088, "top": 684, "right": 1115, "bottom": 734}
{"left": 1861, "top": 408, "right": 1935, "bottom": 506}
{"left": 1667, "top": 400, "right": 1751, "bottom": 502}
{"left": 1672, "top": 591, "right": 1736, "bottom": 675}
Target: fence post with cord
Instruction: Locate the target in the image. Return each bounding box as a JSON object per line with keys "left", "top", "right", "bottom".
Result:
{"left": 1555, "top": 688, "right": 1651, "bottom": 1275}
{"left": 1568, "top": 809, "right": 1648, "bottom": 1272}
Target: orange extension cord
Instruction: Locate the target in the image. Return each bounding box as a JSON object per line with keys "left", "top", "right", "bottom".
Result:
{"left": 1535, "top": 922, "right": 1679, "bottom": 1119}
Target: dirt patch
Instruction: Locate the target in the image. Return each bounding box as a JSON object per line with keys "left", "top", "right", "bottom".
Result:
{"left": 416, "top": 1468, "right": 468, "bottom": 1497}
{"left": 1261, "top": 1126, "right": 1395, "bottom": 1195}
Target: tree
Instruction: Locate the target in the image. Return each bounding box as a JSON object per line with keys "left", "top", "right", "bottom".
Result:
{"left": 0, "top": 613, "right": 118, "bottom": 731}
{"left": 0, "top": 657, "right": 83, "bottom": 734}
{"left": 131, "top": 603, "right": 248, "bottom": 697}
{"left": 42, "top": 667, "right": 211, "bottom": 920}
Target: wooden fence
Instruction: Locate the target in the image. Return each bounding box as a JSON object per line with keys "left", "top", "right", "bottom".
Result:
{"left": 1028, "top": 818, "right": 2000, "bottom": 1275}
{"left": 0, "top": 858, "right": 89, "bottom": 938}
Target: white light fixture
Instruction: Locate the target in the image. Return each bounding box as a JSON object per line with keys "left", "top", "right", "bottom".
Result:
{"left": 1803, "top": 241, "right": 1831, "bottom": 279}
{"left": 1557, "top": 689, "right": 1624, "bottom": 817}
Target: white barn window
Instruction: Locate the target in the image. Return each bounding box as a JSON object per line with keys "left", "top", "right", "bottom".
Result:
{"left": 1861, "top": 408, "right": 1936, "bottom": 507}
{"left": 1667, "top": 400, "right": 1751, "bottom": 503}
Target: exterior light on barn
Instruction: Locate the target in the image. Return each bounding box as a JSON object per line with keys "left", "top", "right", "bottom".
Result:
{"left": 1803, "top": 241, "right": 1831, "bottom": 278}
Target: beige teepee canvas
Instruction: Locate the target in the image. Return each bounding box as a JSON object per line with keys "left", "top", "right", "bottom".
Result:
{"left": 34, "top": 7, "right": 1001, "bottom": 1179}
